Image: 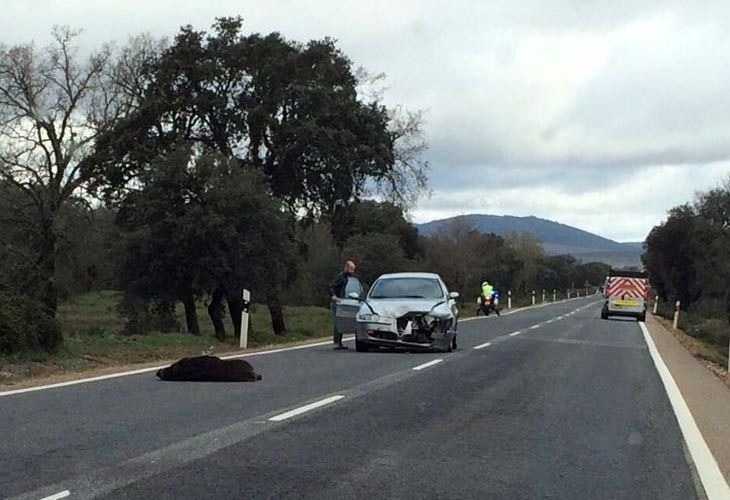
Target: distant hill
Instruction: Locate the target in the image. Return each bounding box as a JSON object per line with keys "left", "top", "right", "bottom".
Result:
{"left": 416, "top": 214, "right": 643, "bottom": 267}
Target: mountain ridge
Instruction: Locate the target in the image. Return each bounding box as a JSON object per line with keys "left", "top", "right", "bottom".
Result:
{"left": 416, "top": 214, "right": 643, "bottom": 267}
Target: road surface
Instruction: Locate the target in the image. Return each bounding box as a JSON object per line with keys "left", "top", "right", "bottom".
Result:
{"left": 1, "top": 297, "right": 703, "bottom": 499}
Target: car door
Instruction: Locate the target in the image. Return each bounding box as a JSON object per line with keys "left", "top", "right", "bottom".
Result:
{"left": 335, "top": 277, "right": 364, "bottom": 334}
{"left": 443, "top": 280, "right": 459, "bottom": 325}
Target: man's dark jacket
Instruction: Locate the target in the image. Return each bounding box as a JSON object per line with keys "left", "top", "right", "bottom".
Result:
{"left": 328, "top": 272, "right": 349, "bottom": 299}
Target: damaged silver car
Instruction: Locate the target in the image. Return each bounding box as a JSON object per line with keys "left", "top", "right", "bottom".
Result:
{"left": 337, "top": 272, "right": 459, "bottom": 353}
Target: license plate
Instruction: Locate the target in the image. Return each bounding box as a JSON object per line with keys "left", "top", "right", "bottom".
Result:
{"left": 614, "top": 299, "right": 638, "bottom": 308}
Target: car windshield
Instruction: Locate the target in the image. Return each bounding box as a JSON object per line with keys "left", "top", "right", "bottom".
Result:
{"left": 369, "top": 277, "right": 444, "bottom": 299}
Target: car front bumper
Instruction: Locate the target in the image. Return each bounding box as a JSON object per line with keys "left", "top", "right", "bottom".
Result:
{"left": 355, "top": 321, "right": 455, "bottom": 352}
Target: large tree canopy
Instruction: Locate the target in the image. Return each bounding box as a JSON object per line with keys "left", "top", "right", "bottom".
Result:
{"left": 91, "top": 17, "right": 426, "bottom": 216}
{"left": 90, "top": 17, "right": 428, "bottom": 335}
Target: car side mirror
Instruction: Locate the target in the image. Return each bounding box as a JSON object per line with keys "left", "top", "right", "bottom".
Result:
{"left": 449, "top": 291, "right": 460, "bottom": 300}
{"left": 348, "top": 292, "right": 361, "bottom": 300}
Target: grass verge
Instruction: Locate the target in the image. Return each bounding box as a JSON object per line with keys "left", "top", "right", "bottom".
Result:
{"left": 0, "top": 291, "right": 332, "bottom": 386}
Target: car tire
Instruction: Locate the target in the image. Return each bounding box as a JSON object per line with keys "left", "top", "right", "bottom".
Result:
{"left": 446, "top": 334, "right": 456, "bottom": 353}
{"left": 638, "top": 313, "right": 646, "bottom": 323}
{"left": 355, "top": 340, "right": 370, "bottom": 352}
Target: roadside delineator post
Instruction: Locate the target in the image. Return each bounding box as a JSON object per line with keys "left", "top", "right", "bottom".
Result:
{"left": 531, "top": 290, "right": 536, "bottom": 306}
{"left": 672, "top": 301, "right": 681, "bottom": 330}
{"left": 653, "top": 295, "right": 659, "bottom": 315}
{"left": 553, "top": 289, "right": 557, "bottom": 302}
{"left": 508, "top": 290, "right": 512, "bottom": 310}
{"left": 240, "top": 289, "right": 251, "bottom": 348}
{"left": 542, "top": 289, "right": 546, "bottom": 303}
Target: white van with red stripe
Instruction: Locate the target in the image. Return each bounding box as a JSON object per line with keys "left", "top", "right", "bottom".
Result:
{"left": 601, "top": 270, "right": 648, "bottom": 322}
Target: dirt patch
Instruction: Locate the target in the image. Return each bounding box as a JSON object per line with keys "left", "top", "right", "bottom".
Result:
{"left": 653, "top": 314, "right": 729, "bottom": 389}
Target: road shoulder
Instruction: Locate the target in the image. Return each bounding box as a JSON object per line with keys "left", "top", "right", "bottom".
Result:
{"left": 645, "top": 314, "right": 730, "bottom": 484}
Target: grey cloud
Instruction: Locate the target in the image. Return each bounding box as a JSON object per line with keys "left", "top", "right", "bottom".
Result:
{"left": 3, "top": 0, "right": 730, "bottom": 240}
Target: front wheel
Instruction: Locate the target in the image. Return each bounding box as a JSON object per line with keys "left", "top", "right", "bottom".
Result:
{"left": 355, "top": 340, "right": 370, "bottom": 352}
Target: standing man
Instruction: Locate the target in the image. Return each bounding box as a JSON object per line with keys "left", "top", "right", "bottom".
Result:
{"left": 329, "top": 260, "right": 356, "bottom": 350}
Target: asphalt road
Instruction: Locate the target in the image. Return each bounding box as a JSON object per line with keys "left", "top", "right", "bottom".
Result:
{"left": 1, "top": 297, "right": 702, "bottom": 500}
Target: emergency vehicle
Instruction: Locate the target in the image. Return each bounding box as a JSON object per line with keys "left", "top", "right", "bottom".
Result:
{"left": 601, "top": 269, "right": 649, "bottom": 322}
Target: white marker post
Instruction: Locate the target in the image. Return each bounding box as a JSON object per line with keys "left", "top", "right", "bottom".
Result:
{"left": 240, "top": 289, "right": 251, "bottom": 349}
{"left": 553, "top": 289, "right": 557, "bottom": 302}
{"left": 531, "top": 290, "right": 536, "bottom": 306}
{"left": 673, "top": 301, "right": 681, "bottom": 330}
{"left": 653, "top": 295, "right": 659, "bottom": 315}
{"left": 508, "top": 290, "right": 512, "bottom": 310}
{"left": 542, "top": 289, "right": 546, "bottom": 304}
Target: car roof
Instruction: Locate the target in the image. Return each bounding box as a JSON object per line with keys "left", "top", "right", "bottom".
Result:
{"left": 375, "top": 272, "right": 442, "bottom": 280}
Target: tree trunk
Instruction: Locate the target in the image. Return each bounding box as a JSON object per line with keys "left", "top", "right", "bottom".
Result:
{"left": 226, "top": 288, "right": 243, "bottom": 338}
{"left": 38, "top": 215, "right": 58, "bottom": 315}
{"left": 181, "top": 289, "right": 200, "bottom": 335}
{"left": 35, "top": 212, "right": 63, "bottom": 352}
{"left": 208, "top": 286, "right": 226, "bottom": 340}
{"left": 267, "top": 290, "right": 287, "bottom": 335}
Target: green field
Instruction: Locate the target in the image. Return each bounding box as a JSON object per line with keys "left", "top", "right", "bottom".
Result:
{"left": 0, "top": 291, "right": 332, "bottom": 384}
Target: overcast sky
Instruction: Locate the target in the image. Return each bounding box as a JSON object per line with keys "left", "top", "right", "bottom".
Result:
{"left": 3, "top": 0, "right": 730, "bottom": 241}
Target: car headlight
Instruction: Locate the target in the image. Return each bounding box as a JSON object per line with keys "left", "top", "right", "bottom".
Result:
{"left": 358, "top": 313, "right": 380, "bottom": 322}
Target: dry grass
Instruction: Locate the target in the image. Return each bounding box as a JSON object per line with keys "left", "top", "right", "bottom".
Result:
{"left": 653, "top": 314, "right": 729, "bottom": 388}
{"left": 0, "top": 291, "right": 332, "bottom": 387}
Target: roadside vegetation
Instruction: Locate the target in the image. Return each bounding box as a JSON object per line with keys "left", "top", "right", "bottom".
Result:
{"left": 0, "top": 18, "right": 609, "bottom": 383}
{"left": 645, "top": 180, "right": 730, "bottom": 370}
{"left": 0, "top": 290, "right": 330, "bottom": 382}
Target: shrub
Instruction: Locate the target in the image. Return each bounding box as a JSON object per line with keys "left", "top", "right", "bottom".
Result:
{"left": 0, "top": 292, "right": 62, "bottom": 353}
{"left": 118, "top": 294, "right": 180, "bottom": 335}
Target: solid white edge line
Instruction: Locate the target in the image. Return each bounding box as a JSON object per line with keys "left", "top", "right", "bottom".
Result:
{"left": 412, "top": 359, "right": 443, "bottom": 371}
{"left": 639, "top": 322, "right": 730, "bottom": 500}
{"left": 509, "top": 331, "right": 522, "bottom": 337}
{"left": 0, "top": 337, "right": 355, "bottom": 398}
{"left": 39, "top": 491, "right": 70, "bottom": 500}
{"left": 473, "top": 342, "right": 492, "bottom": 350}
{"left": 268, "top": 395, "right": 345, "bottom": 422}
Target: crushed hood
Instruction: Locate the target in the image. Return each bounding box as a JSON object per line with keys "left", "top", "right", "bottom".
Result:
{"left": 361, "top": 299, "right": 452, "bottom": 319}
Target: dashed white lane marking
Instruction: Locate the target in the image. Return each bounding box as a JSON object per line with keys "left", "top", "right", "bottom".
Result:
{"left": 268, "top": 395, "right": 345, "bottom": 422}
{"left": 461, "top": 296, "right": 598, "bottom": 322}
{"left": 412, "top": 359, "right": 444, "bottom": 371}
{"left": 509, "top": 331, "right": 522, "bottom": 337}
{"left": 39, "top": 491, "right": 70, "bottom": 500}
{"left": 529, "top": 325, "right": 540, "bottom": 330}
{"left": 473, "top": 342, "right": 492, "bottom": 350}
{"left": 639, "top": 322, "right": 730, "bottom": 500}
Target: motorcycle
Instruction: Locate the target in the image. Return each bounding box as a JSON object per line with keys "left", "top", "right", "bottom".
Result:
{"left": 476, "top": 291, "right": 501, "bottom": 317}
